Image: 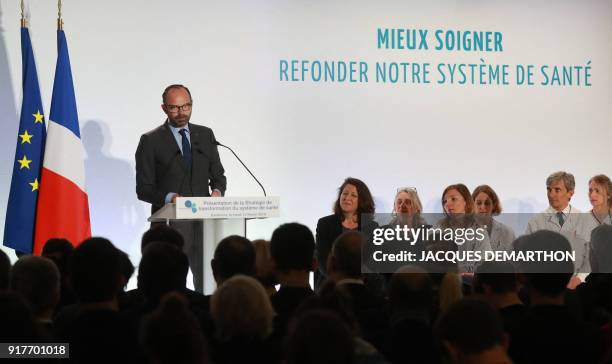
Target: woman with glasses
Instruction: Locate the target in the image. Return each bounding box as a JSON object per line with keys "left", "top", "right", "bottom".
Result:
{"left": 315, "top": 177, "right": 378, "bottom": 290}
{"left": 390, "top": 187, "right": 427, "bottom": 227}
{"left": 472, "top": 185, "right": 516, "bottom": 252}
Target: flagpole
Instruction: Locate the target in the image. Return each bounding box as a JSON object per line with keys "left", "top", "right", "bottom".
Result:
{"left": 57, "top": 0, "right": 63, "bottom": 30}
{"left": 21, "top": 0, "right": 26, "bottom": 27}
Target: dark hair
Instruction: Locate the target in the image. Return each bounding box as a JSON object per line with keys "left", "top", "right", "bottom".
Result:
{"left": 211, "top": 235, "right": 255, "bottom": 283}
{"left": 473, "top": 261, "right": 518, "bottom": 295}
{"left": 162, "top": 84, "right": 192, "bottom": 104}
{"left": 138, "top": 242, "right": 189, "bottom": 302}
{"left": 471, "top": 185, "right": 502, "bottom": 215}
{"left": 516, "top": 231, "right": 574, "bottom": 297}
{"left": 590, "top": 225, "right": 612, "bottom": 273}
{"left": 0, "top": 249, "right": 10, "bottom": 291}
{"left": 389, "top": 265, "right": 434, "bottom": 311}
{"left": 442, "top": 183, "right": 474, "bottom": 214}
{"left": 333, "top": 177, "right": 375, "bottom": 217}
{"left": 71, "top": 237, "right": 123, "bottom": 303}
{"left": 10, "top": 256, "right": 60, "bottom": 315}
{"left": 118, "top": 250, "right": 135, "bottom": 288}
{"left": 141, "top": 225, "right": 185, "bottom": 253}
{"left": 287, "top": 310, "right": 355, "bottom": 364}
{"left": 436, "top": 299, "right": 505, "bottom": 355}
{"left": 0, "top": 292, "right": 41, "bottom": 342}
{"left": 330, "top": 231, "right": 365, "bottom": 279}
{"left": 42, "top": 238, "right": 74, "bottom": 277}
{"left": 141, "top": 293, "right": 208, "bottom": 364}
{"left": 270, "top": 223, "right": 315, "bottom": 273}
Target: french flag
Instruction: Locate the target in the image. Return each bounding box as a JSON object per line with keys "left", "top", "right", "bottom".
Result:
{"left": 34, "top": 29, "right": 91, "bottom": 255}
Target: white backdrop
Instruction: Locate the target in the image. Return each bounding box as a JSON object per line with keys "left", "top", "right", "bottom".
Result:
{"left": 1, "top": 0, "right": 610, "bottom": 270}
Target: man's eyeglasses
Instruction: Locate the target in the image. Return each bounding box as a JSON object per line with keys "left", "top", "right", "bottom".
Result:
{"left": 165, "top": 103, "right": 192, "bottom": 113}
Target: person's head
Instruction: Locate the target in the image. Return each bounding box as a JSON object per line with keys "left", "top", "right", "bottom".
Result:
{"left": 393, "top": 187, "right": 423, "bottom": 215}
{"left": 389, "top": 265, "right": 433, "bottom": 313}
{"left": 138, "top": 242, "right": 189, "bottom": 303}
{"left": 0, "top": 249, "right": 10, "bottom": 291}
{"left": 210, "top": 275, "right": 273, "bottom": 341}
{"left": 118, "top": 250, "right": 135, "bottom": 291}
{"left": 141, "top": 293, "right": 209, "bottom": 364}
{"left": 472, "top": 185, "right": 502, "bottom": 216}
{"left": 270, "top": 223, "right": 315, "bottom": 274}
{"left": 252, "top": 239, "right": 276, "bottom": 289}
{"left": 473, "top": 261, "right": 518, "bottom": 296}
{"left": 0, "top": 292, "right": 40, "bottom": 342}
{"left": 286, "top": 310, "right": 355, "bottom": 364}
{"left": 588, "top": 174, "right": 612, "bottom": 211}
{"left": 10, "top": 256, "right": 60, "bottom": 318}
{"left": 590, "top": 225, "right": 612, "bottom": 273}
{"left": 141, "top": 225, "right": 185, "bottom": 253}
{"left": 41, "top": 238, "right": 74, "bottom": 278}
{"left": 333, "top": 177, "right": 375, "bottom": 218}
{"left": 71, "top": 237, "right": 123, "bottom": 304}
{"left": 327, "top": 231, "right": 364, "bottom": 280}
{"left": 546, "top": 171, "right": 575, "bottom": 211}
{"left": 516, "top": 231, "right": 574, "bottom": 298}
{"left": 442, "top": 184, "right": 474, "bottom": 215}
{"left": 211, "top": 235, "right": 255, "bottom": 284}
{"left": 161, "top": 84, "right": 193, "bottom": 128}
{"left": 436, "top": 299, "right": 509, "bottom": 364}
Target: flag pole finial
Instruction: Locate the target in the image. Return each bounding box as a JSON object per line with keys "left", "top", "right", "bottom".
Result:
{"left": 21, "top": 0, "right": 26, "bottom": 27}
{"left": 57, "top": 0, "right": 63, "bottom": 30}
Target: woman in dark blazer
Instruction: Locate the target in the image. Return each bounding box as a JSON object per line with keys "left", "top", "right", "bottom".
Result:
{"left": 315, "top": 177, "right": 377, "bottom": 290}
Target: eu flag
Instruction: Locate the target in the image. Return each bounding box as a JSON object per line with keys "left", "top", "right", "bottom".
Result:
{"left": 3, "top": 27, "right": 46, "bottom": 253}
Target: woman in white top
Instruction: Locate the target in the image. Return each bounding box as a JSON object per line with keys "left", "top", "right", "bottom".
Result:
{"left": 472, "top": 185, "right": 516, "bottom": 252}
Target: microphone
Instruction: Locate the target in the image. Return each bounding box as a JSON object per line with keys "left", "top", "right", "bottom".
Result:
{"left": 215, "top": 140, "right": 267, "bottom": 196}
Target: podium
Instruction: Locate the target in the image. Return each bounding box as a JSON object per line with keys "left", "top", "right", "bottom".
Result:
{"left": 148, "top": 196, "right": 280, "bottom": 294}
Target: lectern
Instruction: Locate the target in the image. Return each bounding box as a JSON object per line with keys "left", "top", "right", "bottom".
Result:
{"left": 148, "top": 196, "right": 280, "bottom": 294}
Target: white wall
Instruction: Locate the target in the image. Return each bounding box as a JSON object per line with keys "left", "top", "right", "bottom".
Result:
{"left": 1, "top": 0, "right": 610, "bottom": 269}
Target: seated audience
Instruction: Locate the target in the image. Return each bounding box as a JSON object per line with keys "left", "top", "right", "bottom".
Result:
{"left": 511, "top": 230, "right": 603, "bottom": 364}
{"left": 210, "top": 275, "right": 279, "bottom": 364}
{"left": 42, "top": 238, "right": 77, "bottom": 310}
{"left": 473, "top": 261, "right": 525, "bottom": 340}
{"left": 436, "top": 299, "right": 512, "bottom": 364}
{"left": 287, "top": 310, "right": 355, "bottom": 364}
{"left": 270, "top": 223, "right": 316, "bottom": 336}
{"left": 57, "top": 237, "right": 139, "bottom": 363}
{"left": 10, "top": 256, "right": 60, "bottom": 338}
{"left": 141, "top": 292, "right": 209, "bottom": 364}
{"left": 327, "top": 231, "right": 388, "bottom": 349}
{"left": 253, "top": 239, "right": 277, "bottom": 296}
{"left": 384, "top": 265, "right": 440, "bottom": 364}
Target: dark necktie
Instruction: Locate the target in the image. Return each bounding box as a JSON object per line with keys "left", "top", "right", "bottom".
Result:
{"left": 556, "top": 212, "right": 565, "bottom": 227}
{"left": 179, "top": 129, "right": 192, "bottom": 167}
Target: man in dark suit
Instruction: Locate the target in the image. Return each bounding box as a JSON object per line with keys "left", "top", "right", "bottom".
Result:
{"left": 136, "top": 84, "right": 226, "bottom": 292}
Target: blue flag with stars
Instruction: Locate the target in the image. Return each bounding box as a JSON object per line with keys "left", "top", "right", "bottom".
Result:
{"left": 3, "top": 27, "right": 46, "bottom": 253}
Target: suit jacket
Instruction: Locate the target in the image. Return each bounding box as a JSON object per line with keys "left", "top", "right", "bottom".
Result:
{"left": 136, "top": 121, "right": 227, "bottom": 213}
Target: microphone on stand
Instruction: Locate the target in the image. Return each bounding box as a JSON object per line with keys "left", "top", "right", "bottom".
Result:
{"left": 215, "top": 140, "right": 267, "bottom": 196}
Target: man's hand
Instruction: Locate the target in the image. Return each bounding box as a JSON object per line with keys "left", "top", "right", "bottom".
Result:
{"left": 211, "top": 190, "right": 222, "bottom": 197}
{"left": 171, "top": 193, "right": 180, "bottom": 203}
